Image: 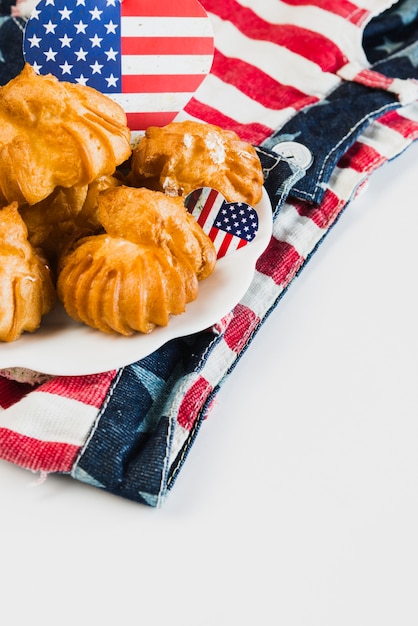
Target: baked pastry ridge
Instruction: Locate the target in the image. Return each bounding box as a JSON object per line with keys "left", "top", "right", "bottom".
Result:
{"left": 0, "top": 64, "right": 132, "bottom": 206}
{"left": 56, "top": 187, "right": 217, "bottom": 335}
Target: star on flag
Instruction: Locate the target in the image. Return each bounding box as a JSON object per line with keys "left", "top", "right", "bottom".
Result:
{"left": 185, "top": 188, "right": 259, "bottom": 259}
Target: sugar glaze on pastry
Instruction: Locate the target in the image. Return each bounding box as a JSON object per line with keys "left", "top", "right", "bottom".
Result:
{"left": 128, "top": 120, "right": 264, "bottom": 206}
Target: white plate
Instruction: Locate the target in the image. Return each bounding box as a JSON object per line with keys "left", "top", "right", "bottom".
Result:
{"left": 0, "top": 189, "right": 273, "bottom": 376}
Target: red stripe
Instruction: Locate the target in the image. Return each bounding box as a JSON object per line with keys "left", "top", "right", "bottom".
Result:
{"left": 279, "top": 0, "right": 370, "bottom": 26}
{"left": 290, "top": 190, "right": 345, "bottom": 230}
{"left": 378, "top": 110, "right": 418, "bottom": 140}
{"left": 121, "top": 0, "right": 208, "bottom": 18}
{"left": 0, "top": 428, "right": 79, "bottom": 472}
{"left": 122, "top": 74, "right": 206, "bottom": 94}
{"left": 256, "top": 238, "right": 303, "bottom": 285}
{"left": 0, "top": 377, "right": 35, "bottom": 409}
{"left": 196, "top": 188, "right": 220, "bottom": 226}
{"left": 121, "top": 36, "right": 214, "bottom": 56}
{"left": 354, "top": 69, "right": 393, "bottom": 90}
{"left": 337, "top": 141, "right": 386, "bottom": 173}
{"left": 184, "top": 98, "right": 273, "bottom": 144}
{"left": 216, "top": 231, "right": 233, "bottom": 258}
{"left": 208, "top": 225, "right": 220, "bottom": 242}
{"left": 38, "top": 371, "right": 116, "bottom": 408}
{"left": 201, "top": 0, "right": 348, "bottom": 71}
{"left": 126, "top": 111, "right": 179, "bottom": 130}
{"left": 211, "top": 49, "right": 318, "bottom": 111}
{"left": 177, "top": 376, "right": 212, "bottom": 430}
{"left": 223, "top": 303, "right": 260, "bottom": 352}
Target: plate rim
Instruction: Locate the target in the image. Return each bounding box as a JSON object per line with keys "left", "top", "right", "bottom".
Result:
{"left": 0, "top": 188, "right": 273, "bottom": 376}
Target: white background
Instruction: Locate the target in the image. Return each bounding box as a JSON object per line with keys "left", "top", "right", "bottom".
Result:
{"left": 1, "top": 141, "right": 418, "bottom": 625}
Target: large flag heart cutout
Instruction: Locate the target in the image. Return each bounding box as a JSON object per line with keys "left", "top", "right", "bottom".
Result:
{"left": 23, "top": 0, "right": 214, "bottom": 136}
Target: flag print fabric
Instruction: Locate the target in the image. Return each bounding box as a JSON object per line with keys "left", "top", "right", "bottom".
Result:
{"left": 23, "top": 0, "right": 214, "bottom": 133}
{"left": 1, "top": 0, "right": 418, "bottom": 506}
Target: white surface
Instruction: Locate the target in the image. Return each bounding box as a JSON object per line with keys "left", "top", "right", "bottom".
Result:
{"left": 0, "top": 191, "right": 272, "bottom": 375}
{"left": 1, "top": 142, "right": 418, "bottom": 625}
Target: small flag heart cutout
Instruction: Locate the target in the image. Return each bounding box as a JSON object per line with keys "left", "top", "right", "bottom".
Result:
{"left": 184, "top": 187, "right": 259, "bottom": 259}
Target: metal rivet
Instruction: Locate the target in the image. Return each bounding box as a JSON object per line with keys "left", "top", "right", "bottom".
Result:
{"left": 271, "top": 141, "right": 313, "bottom": 170}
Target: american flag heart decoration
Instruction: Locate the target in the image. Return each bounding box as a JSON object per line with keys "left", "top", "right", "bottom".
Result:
{"left": 23, "top": 0, "right": 214, "bottom": 136}
{"left": 184, "top": 188, "right": 259, "bottom": 259}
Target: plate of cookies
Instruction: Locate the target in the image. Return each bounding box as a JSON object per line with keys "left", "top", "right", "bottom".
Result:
{"left": 0, "top": 66, "right": 272, "bottom": 376}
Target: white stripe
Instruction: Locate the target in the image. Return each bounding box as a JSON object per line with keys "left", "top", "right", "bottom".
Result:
{"left": 175, "top": 104, "right": 288, "bottom": 134}
{"left": 209, "top": 13, "right": 341, "bottom": 98}
{"left": 327, "top": 165, "right": 368, "bottom": 202}
{"left": 358, "top": 120, "right": 412, "bottom": 158}
{"left": 110, "top": 91, "right": 194, "bottom": 113}
{"left": 348, "top": 0, "right": 400, "bottom": 11}
{"left": 227, "top": 237, "right": 246, "bottom": 252}
{"left": 175, "top": 109, "right": 209, "bottom": 124}
{"left": 397, "top": 101, "right": 418, "bottom": 123}
{"left": 199, "top": 342, "right": 237, "bottom": 387}
{"left": 191, "top": 73, "right": 297, "bottom": 130}
{"left": 336, "top": 61, "right": 366, "bottom": 81}
{"left": 273, "top": 202, "right": 325, "bottom": 259}
{"left": 232, "top": 0, "right": 369, "bottom": 65}
{"left": 211, "top": 228, "right": 231, "bottom": 253}
{"left": 387, "top": 78, "right": 418, "bottom": 105}
{"left": 0, "top": 392, "right": 97, "bottom": 446}
{"left": 169, "top": 421, "right": 190, "bottom": 466}
{"left": 121, "top": 16, "right": 213, "bottom": 38}
{"left": 121, "top": 54, "right": 213, "bottom": 75}
{"left": 191, "top": 191, "right": 225, "bottom": 228}
{"left": 241, "top": 270, "right": 284, "bottom": 315}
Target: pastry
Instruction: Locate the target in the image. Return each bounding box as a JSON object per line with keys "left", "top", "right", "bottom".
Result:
{"left": 19, "top": 175, "right": 122, "bottom": 269}
{"left": 0, "top": 64, "right": 131, "bottom": 206}
{"left": 128, "top": 120, "right": 264, "bottom": 206}
{"left": 0, "top": 202, "right": 55, "bottom": 342}
{"left": 96, "top": 186, "right": 216, "bottom": 280}
{"left": 19, "top": 184, "right": 90, "bottom": 269}
{"left": 56, "top": 187, "right": 217, "bottom": 335}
